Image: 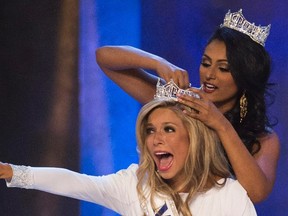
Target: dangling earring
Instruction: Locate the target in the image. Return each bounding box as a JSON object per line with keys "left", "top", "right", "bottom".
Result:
{"left": 240, "top": 92, "right": 248, "bottom": 123}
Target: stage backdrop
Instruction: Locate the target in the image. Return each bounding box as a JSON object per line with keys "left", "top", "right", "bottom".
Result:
{"left": 1, "top": 1, "right": 80, "bottom": 215}
{"left": 0, "top": 0, "right": 287, "bottom": 216}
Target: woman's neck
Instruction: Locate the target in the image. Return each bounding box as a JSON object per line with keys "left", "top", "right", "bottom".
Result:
{"left": 214, "top": 97, "right": 237, "bottom": 114}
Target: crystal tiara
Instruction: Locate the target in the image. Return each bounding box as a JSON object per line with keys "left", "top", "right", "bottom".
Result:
{"left": 154, "top": 79, "right": 200, "bottom": 101}
{"left": 220, "top": 9, "right": 271, "bottom": 46}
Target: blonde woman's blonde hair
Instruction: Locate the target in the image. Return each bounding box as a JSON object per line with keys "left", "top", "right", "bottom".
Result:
{"left": 136, "top": 99, "right": 230, "bottom": 216}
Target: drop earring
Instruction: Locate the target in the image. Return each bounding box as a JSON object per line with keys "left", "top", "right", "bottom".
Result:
{"left": 240, "top": 92, "right": 248, "bottom": 123}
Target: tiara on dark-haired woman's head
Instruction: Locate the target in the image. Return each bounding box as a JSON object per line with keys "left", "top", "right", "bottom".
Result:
{"left": 220, "top": 9, "right": 271, "bottom": 46}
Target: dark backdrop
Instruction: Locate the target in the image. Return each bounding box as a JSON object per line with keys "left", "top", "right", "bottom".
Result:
{"left": 0, "top": 1, "right": 80, "bottom": 215}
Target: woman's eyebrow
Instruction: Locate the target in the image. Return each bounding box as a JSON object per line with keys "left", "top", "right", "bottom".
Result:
{"left": 202, "top": 54, "right": 228, "bottom": 63}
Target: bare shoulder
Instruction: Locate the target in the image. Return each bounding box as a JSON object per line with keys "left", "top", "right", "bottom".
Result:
{"left": 255, "top": 130, "right": 280, "bottom": 161}
{"left": 259, "top": 130, "right": 280, "bottom": 147}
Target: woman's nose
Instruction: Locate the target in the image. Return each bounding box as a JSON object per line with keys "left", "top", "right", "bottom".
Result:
{"left": 153, "top": 131, "right": 164, "bottom": 146}
{"left": 206, "top": 67, "right": 216, "bottom": 80}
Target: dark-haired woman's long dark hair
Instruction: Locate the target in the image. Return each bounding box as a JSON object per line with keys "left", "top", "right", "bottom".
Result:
{"left": 207, "top": 27, "right": 277, "bottom": 174}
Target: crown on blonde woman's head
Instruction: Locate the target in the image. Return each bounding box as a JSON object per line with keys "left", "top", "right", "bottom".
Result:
{"left": 220, "top": 9, "right": 271, "bottom": 46}
{"left": 154, "top": 79, "right": 200, "bottom": 100}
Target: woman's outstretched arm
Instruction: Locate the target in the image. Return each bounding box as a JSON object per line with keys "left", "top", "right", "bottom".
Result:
{"left": 0, "top": 162, "right": 139, "bottom": 212}
{"left": 96, "top": 45, "right": 190, "bottom": 104}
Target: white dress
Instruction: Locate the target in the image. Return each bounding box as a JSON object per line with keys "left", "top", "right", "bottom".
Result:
{"left": 7, "top": 163, "right": 257, "bottom": 216}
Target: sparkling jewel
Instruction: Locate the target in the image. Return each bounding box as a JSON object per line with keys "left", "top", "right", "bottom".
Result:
{"left": 221, "top": 9, "right": 271, "bottom": 46}
{"left": 154, "top": 79, "right": 199, "bottom": 101}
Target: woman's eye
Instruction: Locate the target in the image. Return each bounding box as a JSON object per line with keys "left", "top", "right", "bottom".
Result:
{"left": 146, "top": 127, "right": 154, "bottom": 135}
{"left": 201, "top": 62, "right": 210, "bottom": 67}
{"left": 164, "top": 126, "right": 175, "bottom": 133}
{"left": 219, "top": 67, "right": 230, "bottom": 72}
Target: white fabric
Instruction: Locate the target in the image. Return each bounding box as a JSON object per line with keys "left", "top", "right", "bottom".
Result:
{"left": 7, "top": 163, "right": 257, "bottom": 216}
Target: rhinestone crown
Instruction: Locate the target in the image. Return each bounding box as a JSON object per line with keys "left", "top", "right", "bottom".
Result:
{"left": 221, "top": 9, "right": 271, "bottom": 46}
{"left": 154, "top": 79, "right": 199, "bottom": 101}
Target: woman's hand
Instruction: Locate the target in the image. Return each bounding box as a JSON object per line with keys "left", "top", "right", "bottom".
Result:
{"left": 155, "top": 58, "right": 190, "bottom": 89}
{"left": 0, "top": 162, "right": 13, "bottom": 181}
{"left": 177, "top": 88, "right": 228, "bottom": 131}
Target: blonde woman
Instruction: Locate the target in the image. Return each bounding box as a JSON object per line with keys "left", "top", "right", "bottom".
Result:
{"left": 0, "top": 99, "right": 256, "bottom": 215}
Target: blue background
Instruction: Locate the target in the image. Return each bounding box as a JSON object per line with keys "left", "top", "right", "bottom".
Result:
{"left": 79, "top": 0, "right": 288, "bottom": 215}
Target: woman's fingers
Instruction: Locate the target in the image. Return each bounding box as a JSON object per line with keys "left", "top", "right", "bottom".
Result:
{"left": 156, "top": 60, "right": 190, "bottom": 89}
{"left": 173, "top": 69, "right": 190, "bottom": 89}
{"left": 177, "top": 92, "right": 205, "bottom": 111}
{"left": 161, "top": 69, "right": 189, "bottom": 89}
{"left": 177, "top": 92, "right": 226, "bottom": 130}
